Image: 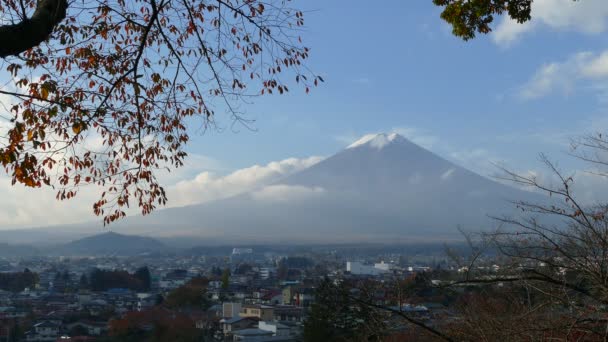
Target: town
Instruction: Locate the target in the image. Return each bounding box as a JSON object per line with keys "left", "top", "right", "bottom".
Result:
{"left": 0, "top": 242, "right": 484, "bottom": 341}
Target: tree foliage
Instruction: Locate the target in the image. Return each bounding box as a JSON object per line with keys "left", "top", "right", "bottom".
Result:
{"left": 221, "top": 268, "right": 230, "bottom": 289}
{"left": 88, "top": 267, "right": 148, "bottom": 291}
{"left": 0, "top": 268, "right": 38, "bottom": 292}
{"left": 109, "top": 307, "right": 202, "bottom": 342}
{"left": 432, "top": 0, "right": 571, "bottom": 40}
{"left": 0, "top": 0, "right": 319, "bottom": 224}
{"left": 134, "top": 266, "right": 152, "bottom": 291}
{"left": 303, "top": 278, "right": 387, "bottom": 342}
{"left": 164, "top": 276, "right": 210, "bottom": 309}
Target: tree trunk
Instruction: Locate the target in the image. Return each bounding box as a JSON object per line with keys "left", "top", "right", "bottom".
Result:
{"left": 0, "top": 0, "right": 68, "bottom": 58}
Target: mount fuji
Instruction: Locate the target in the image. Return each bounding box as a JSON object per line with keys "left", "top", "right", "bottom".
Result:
{"left": 95, "top": 132, "right": 536, "bottom": 244}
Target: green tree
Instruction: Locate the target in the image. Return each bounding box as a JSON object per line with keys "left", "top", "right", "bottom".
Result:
{"left": 164, "top": 277, "right": 210, "bottom": 310}
{"left": 303, "top": 278, "right": 386, "bottom": 342}
{"left": 221, "top": 269, "right": 230, "bottom": 290}
{"left": 134, "top": 266, "right": 152, "bottom": 291}
{"left": 433, "top": 0, "right": 549, "bottom": 40}
{"left": 8, "top": 320, "right": 24, "bottom": 342}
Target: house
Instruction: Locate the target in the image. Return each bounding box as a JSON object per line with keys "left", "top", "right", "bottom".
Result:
{"left": 219, "top": 316, "right": 258, "bottom": 336}
{"left": 240, "top": 305, "right": 274, "bottom": 321}
{"left": 232, "top": 328, "right": 274, "bottom": 341}
{"left": 259, "top": 290, "right": 282, "bottom": 305}
{"left": 259, "top": 321, "right": 291, "bottom": 337}
{"left": 66, "top": 320, "right": 108, "bottom": 336}
{"left": 25, "top": 321, "right": 61, "bottom": 342}
{"left": 223, "top": 302, "right": 242, "bottom": 318}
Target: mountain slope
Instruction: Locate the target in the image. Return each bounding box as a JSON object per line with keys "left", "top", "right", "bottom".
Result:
{"left": 105, "top": 133, "right": 538, "bottom": 243}
{"left": 57, "top": 232, "right": 166, "bottom": 255}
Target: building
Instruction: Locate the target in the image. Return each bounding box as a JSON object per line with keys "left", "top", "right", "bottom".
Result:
{"left": 231, "top": 248, "right": 254, "bottom": 263}
{"left": 232, "top": 328, "right": 274, "bottom": 341}
{"left": 223, "top": 302, "right": 243, "bottom": 318}
{"left": 220, "top": 316, "right": 258, "bottom": 336}
{"left": 239, "top": 304, "right": 274, "bottom": 321}
{"left": 346, "top": 261, "right": 388, "bottom": 276}
{"left": 259, "top": 321, "right": 291, "bottom": 337}
{"left": 26, "top": 321, "right": 61, "bottom": 342}
{"left": 374, "top": 261, "right": 394, "bottom": 272}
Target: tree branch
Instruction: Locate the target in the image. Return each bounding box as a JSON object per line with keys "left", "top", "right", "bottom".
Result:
{"left": 0, "top": 0, "right": 68, "bottom": 58}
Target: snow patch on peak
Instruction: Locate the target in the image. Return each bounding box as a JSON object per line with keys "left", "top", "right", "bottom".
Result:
{"left": 347, "top": 133, "right": 404, "bottom": 150}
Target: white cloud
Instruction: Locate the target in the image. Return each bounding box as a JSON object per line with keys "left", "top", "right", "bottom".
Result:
{"left": 0, "top": 153, "right": 226, "bottom": 228}
{"left": 166, "top": 156, "right": 323, "bottom": 208}
{"left": 493, "top": 18, "right": 534, "bottom": 46}
{"left": 250, "top": 184, "right": 325, "bottom": 202}
{"left": 518, "top": 50, "right": 608, "bottom": 100}
{"left": 581, "top": 51, "right": 608, "bottom": 78}
{"left": 494, "top": 0, "right": 608, "bottom": 46}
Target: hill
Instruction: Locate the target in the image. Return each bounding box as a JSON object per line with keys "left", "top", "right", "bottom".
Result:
{"left": 57, "top": 232, "right": 166, "bottom": 255}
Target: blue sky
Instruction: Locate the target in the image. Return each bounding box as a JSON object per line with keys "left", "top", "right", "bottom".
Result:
{"left": 181, "top": 0, "right": 608, "bottom": 178}
{"left": 4, "top": 0, "right": 608, "bottom": 228}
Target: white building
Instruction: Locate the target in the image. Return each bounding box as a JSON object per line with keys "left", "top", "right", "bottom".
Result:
{"left": 374, "top": 261, "right": 394, "bottom": 271}
{"left": 346, "top": 261, "right": 387, "bottom": 276}
{"left": 258, "top": 321, "right": 291, "bottom": 336}
{"left": 231, "top": 248, "right": 254, "bottom": 263}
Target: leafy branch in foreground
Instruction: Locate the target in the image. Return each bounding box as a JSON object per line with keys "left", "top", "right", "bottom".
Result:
{"left": 0, "top": 0, "right": 321, "bottom": 224}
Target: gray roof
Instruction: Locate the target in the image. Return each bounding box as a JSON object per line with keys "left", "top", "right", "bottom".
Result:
{"left": 221, "top": 316, "right": 254, "bottom": 324}
{"left": 233, "top": 328, "right": 274, "bottom": 336}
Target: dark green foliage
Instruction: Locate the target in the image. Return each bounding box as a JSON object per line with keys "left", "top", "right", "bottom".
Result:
{"left": 88, "top": 268, "right": 148, "bottom": 292}
{"left": 433, "top": 0, "right": 536, "bottom": 40}
{"left": 5, "top": 320, "right": 24, "bottom": 342}
{"left": 303, "top": 278, "right": 386, "bottom": 342}
{"left": 79, "top": 273, "right": 89, "bottom": 289}
{"left": 154, "top": 294, "right": 164, "bottom": 305}
{"left": 221, "top": 269, "right": 230, "bottom": 290}
{"left": 134, "top": 266, "right": 152, "bottom": 291}
{"left": 0, "top": 269, "right": 38, "bottom": 292}
{"left": 164, "top": 278, "right": 210, "bottom": 310}
{"left": 69, "top": 324, "right": 89, "bottom": 337}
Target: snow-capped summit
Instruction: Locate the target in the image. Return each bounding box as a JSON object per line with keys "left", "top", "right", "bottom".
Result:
{"left": 347, "top": 132, "right": 405, "bottom": 150}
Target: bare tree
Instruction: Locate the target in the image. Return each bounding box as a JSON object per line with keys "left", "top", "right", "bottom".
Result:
{"left": 441, "top": 133, "right": 608, "bottom": 341}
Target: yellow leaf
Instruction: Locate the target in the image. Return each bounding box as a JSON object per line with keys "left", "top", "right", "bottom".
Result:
{"left": 72, "top": 122, "right": 82, "bottom": 135}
